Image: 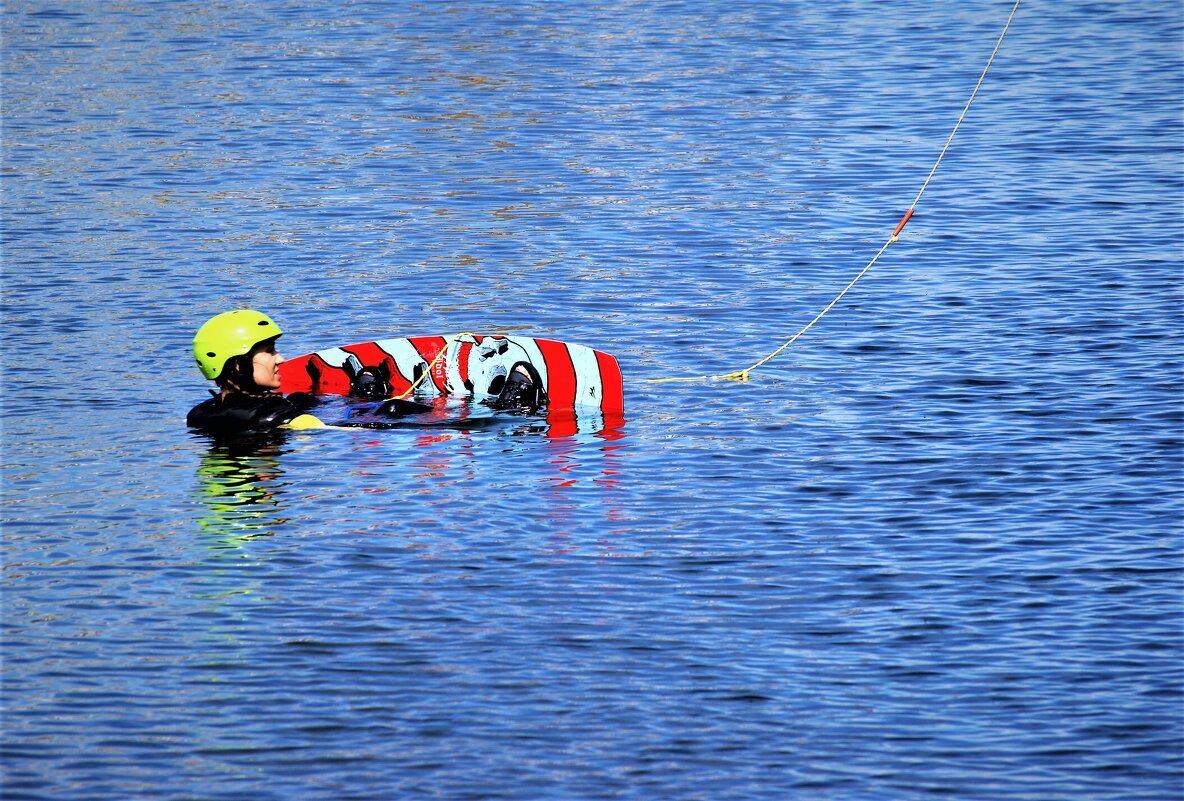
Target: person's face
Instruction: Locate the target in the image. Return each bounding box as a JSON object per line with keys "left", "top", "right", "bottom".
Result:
{"left": 250, "top": 339, "right": 284, "bottom": 390}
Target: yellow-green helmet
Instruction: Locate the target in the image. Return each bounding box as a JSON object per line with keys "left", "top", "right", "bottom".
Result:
{"left": 193, "top": 310, "right": 282, "bottom": 380}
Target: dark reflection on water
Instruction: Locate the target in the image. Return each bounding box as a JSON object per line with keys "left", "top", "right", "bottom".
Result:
{"left": 193, "top": 435, "right": 292, "bottom": 545}
{"left": 3, "top": 0, "right": 1182, "bottom": 799}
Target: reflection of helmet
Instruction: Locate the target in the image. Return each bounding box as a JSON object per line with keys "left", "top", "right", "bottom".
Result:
{"left": 193, "top": 310, "right": 282, "bottom": 380}
{"left": 195, "top": 441, "right": 286, "bottom": 541}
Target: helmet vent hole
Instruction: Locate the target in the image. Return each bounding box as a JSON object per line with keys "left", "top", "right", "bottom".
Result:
{"left": 206, "top": 351, "right": 216, "bottom": 357}
{"left": 258, "top": 320, "right": 270, "bottom": 326}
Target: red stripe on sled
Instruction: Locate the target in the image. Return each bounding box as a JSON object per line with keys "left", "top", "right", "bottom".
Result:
{"left": 408, "top": 336, "right": 447, "bottom": 392}
{"left": 456, "top": 340, "right": 474, "bottom": 388}
{"left": 342, "top": 342, "right": 405, "bottom": 397}
{"left": 278, "top": 354, "right": 314, "bottom": 393}
{"left": 535, "top": 338, "right": 577, "bottom": 409}
{"left": 408, "top": 336, "right": 446, "bottom": 362}
{"left": 595, "top": 350, "right": 624, "bottom": 413}
{"left": 369, "top": 342, "right": 416, "bottom": 394}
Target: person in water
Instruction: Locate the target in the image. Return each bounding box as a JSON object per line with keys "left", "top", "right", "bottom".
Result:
{"left": 187, "top": 310, "right": 546, "bottom": 434}
{"left": 187, "top": 310, "right": 325, "bottom": 434}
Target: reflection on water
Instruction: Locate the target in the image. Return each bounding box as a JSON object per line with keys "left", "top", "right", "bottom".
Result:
{"left": 190, "top": 408, "right": 628, "bottom": 550}
{"left": 538, "top": 432, "right": 630, "bottom": 553}
{"left": 343, "top": 411, "right": 631, "bottom": 545}
{"left": 4, "top": 0, "right": 1180, "bottom": 798}
{"left": 192, "top": 434, "right": 291, "bottom": 545}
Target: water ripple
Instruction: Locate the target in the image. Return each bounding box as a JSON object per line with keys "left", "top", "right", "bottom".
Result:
{"left": 3, "top": 1, "right": 1182, "bottom": 799}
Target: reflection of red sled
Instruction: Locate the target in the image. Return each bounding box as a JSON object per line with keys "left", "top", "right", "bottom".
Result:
{"left": 279, "top": 334, "right": 624, "bottom": 434}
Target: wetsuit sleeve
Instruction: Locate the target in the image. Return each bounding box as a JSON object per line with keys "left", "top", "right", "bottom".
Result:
{"left": 187, "top": 398, "right": 227, "bottom": 430}
{"left": 251, "top": 399, "right": 304, "bottom": 429}
{"left": 286, "top": 392, "right": 320, "bottom": 411}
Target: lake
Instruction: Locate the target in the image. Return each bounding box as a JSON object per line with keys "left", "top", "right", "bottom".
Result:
{"left": 2, "top": 1, "right": 1181, "bottom": 799}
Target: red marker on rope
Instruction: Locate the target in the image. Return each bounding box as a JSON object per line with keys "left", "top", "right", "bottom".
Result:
{"left": 643, "top": 0, "right": 1022, "bottom": 385}
{"left": 891, "top": 207, "right": 915, "bottom": 241}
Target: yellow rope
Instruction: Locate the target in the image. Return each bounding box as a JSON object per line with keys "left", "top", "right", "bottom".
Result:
{"left": 645, "top": 0, "right": 1021, "bottom": 386}
{"left": 394, "top": 331, "right": 474, "bottom": 399}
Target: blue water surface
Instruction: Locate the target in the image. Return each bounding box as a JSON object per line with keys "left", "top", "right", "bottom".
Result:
{"left": 2, "top": 1, "right": 1182, "bottom": 799}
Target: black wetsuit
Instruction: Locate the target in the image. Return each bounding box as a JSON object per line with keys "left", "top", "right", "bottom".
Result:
{"left": 187, "top": 392, "right": 319, "bottom": 435}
